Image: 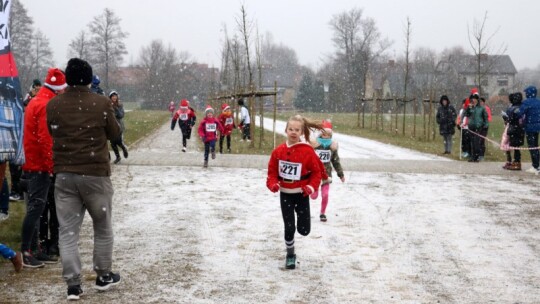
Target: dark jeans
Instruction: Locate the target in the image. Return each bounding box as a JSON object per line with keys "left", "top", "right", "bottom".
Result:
{"left": 204, "top": 140, "right": 216, "bottom": 161}
{"left": 461, "top": 129, "right": 471, "bottom": 154}
{"left": 21, "top": 172, "right": 51, "bottom": 252}
{"left": 0, "top": 179, "right": 8, "bottom": 214}
{"left": 181, "top": 126, "right": 192, "bottom": 148}
{"left": 506, "top": 150, "right": 521, "bottom": 163}
{"left": 526, "top": 132, "right": 539, "bottom": 169}
{"left": 242, "top": 124, "right": 251, "bottom": 140}
{"left": 280, "top": 192, "right": 311, "bottom": 244}
{"left": 40, "top": 175, "right": 58, "bottom": 252}
{"left": 219, "top": 134, "right": 231, "bottom": 153}
{"left": 479, "top": 127, "right": 488, "bottom": 157}
{"left": 469, "top": 128, "right": 482, "bottom": 161}
{"left": 110, "top": 136, "right": 128, "bottom": 159}
{"left": 9, "top": 163, "right": 23, "bottom": 196}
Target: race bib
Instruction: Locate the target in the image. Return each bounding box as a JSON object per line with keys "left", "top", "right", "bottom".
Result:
{"left": 179, "top": 113, "right": 188, "bottom": 121}
{"left": 225, "top": 117, "right": 233, "bottom": 125}
{"left": 316, "top": 150, "right": 331, "bottom": 163}
{"left": 278, "top": 160, "right": 302, "bottom": 180}
{"left": 206, "top": 123, "right": 217, "bottom": 132}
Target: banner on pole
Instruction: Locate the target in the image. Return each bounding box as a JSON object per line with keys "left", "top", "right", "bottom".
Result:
{"left": 0, "top": 1, "right": 25, "bottom": 165}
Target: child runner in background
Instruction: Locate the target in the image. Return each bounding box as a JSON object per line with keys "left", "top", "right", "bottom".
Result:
{"left": 218, "top": 103, "right": 236, "bottom": 154}
{"left": 266, "top": 115, "right": 323, "bottom": 270}
{"left": 198, "top": 105, "right": 224, "bottom": 168}
{"left": 171, "top": 99, "right": 197, "bottom": 152}
{"left": 168, "top": 101, "right": 176, "bottom": 117}
{"left": 310, "top": 120, "right": 345, "bottom": 222}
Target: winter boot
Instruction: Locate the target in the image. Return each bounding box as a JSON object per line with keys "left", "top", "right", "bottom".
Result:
{"left": 203, "top": 160, "right": 208, "bottom": 168}
{"left": 508, "top": 162, "right": 521, "bottom": 171}
{"left": 211, "top": 150, "right": 216, "bottom": 159}
{"left": 285, "top": 254, "right": 296, "bottom": 269}
{"left": 502, "top": 162, "right": 512, "bottom": 169}
{"left": 113, "top": 157, "right": 121, "bottom": 164}
{"left": 122, "top": 148, "right": 129, "bottom": 159}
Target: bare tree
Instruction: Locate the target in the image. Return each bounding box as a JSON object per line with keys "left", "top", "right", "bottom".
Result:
{"left": 237, "top": 4, "right": 253, "bottom": 87}
{"left": 68, "top": 30, "right": 92, "bottom": 61}
{"left": 402, "top": 17, "right": 412, "bottom": 135}
{"left": 88, "top": 8, "right": 128, "bottom": 90}
{"left": 467, "top": 11, "right": 506, "bottom": 96}
{"left": 30, "top": 30, "right": 54, "bottom": 79}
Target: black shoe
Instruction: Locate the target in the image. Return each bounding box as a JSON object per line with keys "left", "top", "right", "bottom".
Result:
{"left": 285, "top": 254, "right": 296, "bottom": 269}
{"left": 34, "top": 251, "right": 58, "bottom": 264}
{"left": 123, "top": 149, "right": 128, "bottom": 158}
{"left": 203, "top": 161, "right": 208, "bottom": 168}
{"left": 22, "top": 251, "right": 45, "bottom": 268}
{"left": 211, "top": 150, "right": 216, "bottom": 159}
{"left": 48, "top": 244, "right": 60, "bottom": 258}
{"left": 95, "top": 272, "right": 121, "bottom": 291}
{"left": 320, "top": 214, "right": 327, "bottom": 222}
{"left": 113, "top": 157, "right": 121, "bottom": 164}
{"left": 67, "top": 285, "right": 84, "bottom": 301}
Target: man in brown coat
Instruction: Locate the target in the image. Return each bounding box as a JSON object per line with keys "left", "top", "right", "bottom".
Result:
{"left": 46, "top": 58, "right": 121, "bottom": 300}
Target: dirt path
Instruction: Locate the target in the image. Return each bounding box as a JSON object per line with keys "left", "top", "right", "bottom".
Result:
{"left": 1, "top": 122, "right": 539, "bottom": 303}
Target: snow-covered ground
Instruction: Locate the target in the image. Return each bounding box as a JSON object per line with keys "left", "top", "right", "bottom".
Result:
{"left": 259, "top": 117, "right": 448, "bottom": 160}
{"left": 1, "top": 121, "right": 539, "bottom": 303}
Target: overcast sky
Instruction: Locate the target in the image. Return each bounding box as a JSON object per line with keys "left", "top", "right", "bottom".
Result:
{"left": 20, "top": 0, "right": 539, "bottom": 71}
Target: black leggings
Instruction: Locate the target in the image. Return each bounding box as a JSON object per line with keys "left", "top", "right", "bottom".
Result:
{"left": 219, "top": 134, "right": 231, "bottom": 152}
{"left": 280, "top": 192, "right": 311, "bottom": 244}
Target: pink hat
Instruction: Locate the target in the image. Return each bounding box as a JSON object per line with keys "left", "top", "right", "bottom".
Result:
{"left": 322, "top": 119, "right": 333, "bottom": 134}
{"left": 44, "top": 68, "right": 67, "bottom": 91}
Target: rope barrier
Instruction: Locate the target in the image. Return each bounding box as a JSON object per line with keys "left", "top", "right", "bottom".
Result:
{"left": 465, "top": 128, "right": 540, "bottom": 151}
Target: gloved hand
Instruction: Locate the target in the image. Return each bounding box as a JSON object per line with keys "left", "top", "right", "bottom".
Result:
{"left": 268, "top": 183, "right": 280, "bottom": 193}
{"left": 301, "top": 185, "right": 314, "bottom": 197}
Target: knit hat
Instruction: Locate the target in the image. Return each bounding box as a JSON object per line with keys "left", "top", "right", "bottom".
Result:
{"left": 221, "top": 103, "right": 230, "bottom": 111}
{"left": 322, "top": 119, "right": 333, "bottom": 135}
{"left": 65, "top": 58, "right": 93, "bottom": 86}
{"left": 524, "top": 86, "right": 537, "bottom": 99}
{"left": 180, "top": 99, "right": 189, "bottom": 108}
{"left": 92, "top": 75, "right": 101, "bottom": 85}
{"left": 205, "top": 105, "right": 214, "bottom": 115}
{"left": 43, "top": 68, "right": 67, "bottom": 91}
{"left": 109, "top": 90, "right": 118, "bottom": 98}
{"left": 31, "top": 79, "right": 42, "bottom": 88}
{"left": 509, "top": 92, "right": 523, "bottom": 105}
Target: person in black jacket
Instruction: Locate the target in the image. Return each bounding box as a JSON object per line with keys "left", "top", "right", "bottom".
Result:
{"left": 436, "top": 95, "right": 457, "bottom": 154}
{"left": 502, "top": 92, "right": 525, "bottom": 170}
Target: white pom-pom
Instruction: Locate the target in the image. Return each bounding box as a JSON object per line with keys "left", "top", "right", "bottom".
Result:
{"left": 51, "top": 76, "right": 56, "bottom": 82}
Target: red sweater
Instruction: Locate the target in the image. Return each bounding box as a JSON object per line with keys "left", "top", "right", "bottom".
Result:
{"left": 267, "top": 142, "right": 322, "bottom": 194}
{"left": 198, "top": 117, "right": 224, "bottom": 143}
{"left": 23, "top": 87, "right": 56, "bottom": 173}
{"left": 218, "top": 113, "right": 236, "bottom": 136}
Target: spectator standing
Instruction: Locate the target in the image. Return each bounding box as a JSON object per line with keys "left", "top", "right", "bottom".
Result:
{"left": 436, "top": 95, "right": 457, "bottom": 154}
{"left": 46, "top": 58, "right": 122, "bottom": 300}
{"left": 519, "top": 86, "right": 540, "bottom": 174}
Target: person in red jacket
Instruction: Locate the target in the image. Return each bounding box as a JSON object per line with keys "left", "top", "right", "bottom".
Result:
{"left": 266, "top": 114, "right": 324, "bottom": 269}
{"left": 171, "top": 99, "right": 197, "bottom": 152}
{"left": 21, "top": 68, "right": 67, "bottom": 268}
{"left": 198, "top": 105, "right": 224, "bottom": 168}
{"left": 218, "top": 103, "right": 236, "bottom": 154}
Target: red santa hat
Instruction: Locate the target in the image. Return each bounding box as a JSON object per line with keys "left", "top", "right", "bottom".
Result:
{"left": 221, "top": 103, "right": 230, "bottom": 111}
{"left": 180, "top": 99, "right": 189, "bottom": 108}
{"left": 470, "top": 88, "right": 479, "bottom": 97}
{"left": 322, "top": 119, "right": 333, "bottom": 135}
{"left": 44, "top": 68, "right": 67, "bottom": 91}
{"left": 205, "top": 105, "right": 214, "bottom": 115}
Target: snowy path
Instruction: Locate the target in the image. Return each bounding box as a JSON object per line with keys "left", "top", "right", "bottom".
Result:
{"left": 258, "top": 117, "right": 448, "bottom": 160}
{"left": 1, "top": 122, "right": 539, "bottom": 303}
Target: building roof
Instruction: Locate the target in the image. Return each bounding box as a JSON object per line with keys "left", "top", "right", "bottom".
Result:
{"left": 449, "top": 54, "right": 517, "bottom": 75}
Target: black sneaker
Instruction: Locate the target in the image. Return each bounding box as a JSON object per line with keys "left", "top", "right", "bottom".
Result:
{"left": 320, "top": 214, "right": 327, "bottom": 222}
{"left": 123, "top": 149, "right": 128, "bottom": 158}
{"left": 95, "top": 272, "right": 121, "bottom": 291}
{"left": 22, "top": 251, "right": 45, "bottom": 268}
{"left": 67, "top": 285, "right": 84, "bottom": 301}
{"left": 113, "top": 157, "right": 121, "bottom": 164}
{"left": 34, "top": 251, "right": 58, "bottom": 264}
{"left": 285, "top": 254, "right": 296, "bottom": 269}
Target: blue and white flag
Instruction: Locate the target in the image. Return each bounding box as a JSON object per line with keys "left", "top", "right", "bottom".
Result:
{"left": 0, "top": 0, "right": 25, "bottom": 165}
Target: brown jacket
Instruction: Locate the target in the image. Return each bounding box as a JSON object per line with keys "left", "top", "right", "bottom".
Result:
{"left": 46, "top": 86, "right": 121, "bottom": 176}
